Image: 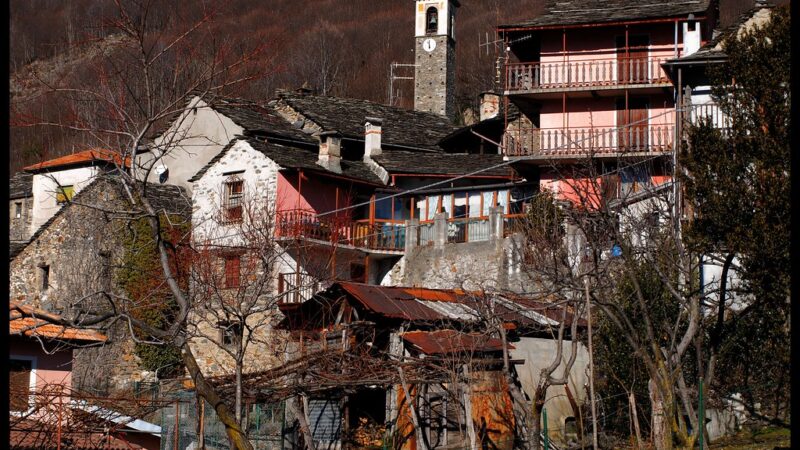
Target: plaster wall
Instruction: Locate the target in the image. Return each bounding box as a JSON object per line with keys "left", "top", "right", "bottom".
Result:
{"left": 31, "top": 166, "right": 99, "bottom": 234}
{"left": 136, "top": 97, "right": 243, "bottom": 193}
{"left": 510, "top": 337, "right": 590, "bottom": 445}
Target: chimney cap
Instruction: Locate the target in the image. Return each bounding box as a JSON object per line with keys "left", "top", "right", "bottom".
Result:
{"left": 364, "top": 117, "right": 384, "bottom": 126}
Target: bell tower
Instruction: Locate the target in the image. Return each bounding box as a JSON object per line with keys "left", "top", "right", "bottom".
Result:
{"left": 414, "top": 0, "right": 459, "bottom": 121}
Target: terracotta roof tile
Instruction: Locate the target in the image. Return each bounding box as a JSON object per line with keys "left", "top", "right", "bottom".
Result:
{"left": 22, "top": 148, "right": 130, "bottom": 173}
{"left": 9, "top": 302, "right": 107, "bottom": 343}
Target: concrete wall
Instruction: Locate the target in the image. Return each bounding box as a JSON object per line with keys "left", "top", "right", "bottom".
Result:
{"left": 10, "top": 196, "right": 34, "bottom": 242}
{"left": 510, "top": 337, "right": 590, "bottom": 445}
{"left": 136, "top": 97, "right": 243, "bottom": 193}
{"left": 31, "top": 166, "right": 99, "bottom": 234}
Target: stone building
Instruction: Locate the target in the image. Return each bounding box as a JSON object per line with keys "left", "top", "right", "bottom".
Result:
{"left": 414, "top": 0, "right": 459, "bottom": 120}
{"left": 9, "top": 174, "right": 191, "bottom": 393}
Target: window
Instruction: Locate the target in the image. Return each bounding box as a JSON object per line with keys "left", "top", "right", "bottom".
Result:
{"left": 222, "top": 177, "right": 244, "bottom": 223}
{"left": 219, "top": 321, "right": 242, "bottom": 347}
{"left": 14, "top": 202, "right": 22, "bottom": 219}
{"left": 40, "top": 265, "right": 50, "bottom": 291}
{"left": 426, "top": 7, "right": 438, "bottom": 34}
{"left": 10, "top": 359, "right": 33, "bottom": 412}
{"left": 56, "top": 185, "right": 75, "bottom": 204}
{"left": 224, "top": 255, "right": 241, "bottom": 288}
{"left": 350, "top": 263, "right": 366, "bottom": 283}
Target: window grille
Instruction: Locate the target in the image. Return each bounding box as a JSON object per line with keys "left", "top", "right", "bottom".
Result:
{"left": 222, "top": 177, "right": 244, "bottom": 223}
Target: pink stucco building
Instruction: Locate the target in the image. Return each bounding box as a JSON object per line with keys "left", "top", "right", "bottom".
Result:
{"left": 499, "top": 0, "right": 717, "bottom": 207}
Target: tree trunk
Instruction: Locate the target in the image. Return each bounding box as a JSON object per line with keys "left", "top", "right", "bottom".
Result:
{"left": 287, "top": 396, "right": 317, "bottom": 450}
{"left": 182, "top": 346, "right": 254, "bottom": 450}
{"left": 649, "top": 378, "right": 671, "bottom": 450}
{"left": 530, "top": 399, "right": 544, "bottom": 450}
{"left": 236, "top": 363, "right": 243, "bottom": 425}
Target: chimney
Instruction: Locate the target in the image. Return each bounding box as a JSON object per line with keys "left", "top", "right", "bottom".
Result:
{"left": 315, "top": 131, "right": 342, "bottom": 174}
{"left": 364, "top": 117, "right": 383, "bottom": 159}
{"left": 479, "top": 92, "right": 500, "bottom": 121}
{"left": 682, "top": 14, "right": 701, "bottom": 56}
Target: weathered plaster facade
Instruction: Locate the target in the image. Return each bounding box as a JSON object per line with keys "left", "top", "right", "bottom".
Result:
{"left": 136, "top": 97, "right": 244, "bottom": 193}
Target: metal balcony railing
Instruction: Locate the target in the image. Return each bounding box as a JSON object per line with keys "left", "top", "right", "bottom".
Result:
{"left": 504, "top": 125, "right": 675, "bottom": 157}
{"left": 687, "top": 103, "right": 732, "bottom": 130}
{"left": 506, "top": 56, "right": 671, "bottom": 92}
{"left": 275, "top": 209, "right": 405, "bottom": 252}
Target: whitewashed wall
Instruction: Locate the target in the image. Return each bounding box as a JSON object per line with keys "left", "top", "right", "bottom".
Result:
{"left": 136, "top": 97, "right": 243, "bottom": 193}
{"left": 30, "top": 166, "right": 99, "bottom": 234}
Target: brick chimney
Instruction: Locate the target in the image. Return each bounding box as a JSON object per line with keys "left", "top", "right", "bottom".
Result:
{"left": 364, "top": 117, "right": 383, "bottom": 160}
{"left": 316, "top": 131, "right": 342, "bottom": 174}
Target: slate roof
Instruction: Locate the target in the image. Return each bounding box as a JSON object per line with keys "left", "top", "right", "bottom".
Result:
{"left": 189, "top": 137, "right": 385, "bottom": 185}
{"left": 273, "top": 91, "right": 457, "bottom": 151}
{"left": 10, "top": 177, "right": 192, "bottom": 261}
{"left": 204, "top": 96, "right": 316, "bottom": 144}
{"left": 9, "top": 171, "right": 33, "bottom": 199}
{"left": 373, "top": 150, "right": 513, "bottom": 177}
{"left": 499, "top": 0, "right": 711, "bottom": 29}
{"left": 10, "top": 242, "right": 28, "bottom": 260}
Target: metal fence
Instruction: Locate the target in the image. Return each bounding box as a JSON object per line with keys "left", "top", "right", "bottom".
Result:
{"left": 160, "top": 390, "right": 284, "bottom": 450}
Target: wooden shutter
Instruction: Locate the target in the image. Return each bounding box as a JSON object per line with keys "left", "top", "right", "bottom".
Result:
{"left": 225, "top": 256, "right": 241, "bottom": 288}
{"left": 10, "top": 359, "right": 32, "bottom": 412}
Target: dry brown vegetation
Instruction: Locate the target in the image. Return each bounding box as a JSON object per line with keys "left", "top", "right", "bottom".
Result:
{"left": 9, "top": 0, "right": 541, "bottom": 173}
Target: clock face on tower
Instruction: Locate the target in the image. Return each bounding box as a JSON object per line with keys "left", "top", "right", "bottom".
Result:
{"left": 423, "top": 38, "right": 436, "bottom": 52}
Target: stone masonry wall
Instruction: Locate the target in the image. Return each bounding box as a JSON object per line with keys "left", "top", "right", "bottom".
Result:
{"left": 9, "top": 197, "right": 34, "bottom": 242}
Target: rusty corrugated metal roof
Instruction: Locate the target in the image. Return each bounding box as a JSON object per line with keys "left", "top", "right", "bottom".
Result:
{"left": 402, "top": 330, "right": 513, "bottom": 355}
{"left": 335, "top": 282, "right": 585, "bottom": 328}
{"left": 9, "top": 302, "right": 107, "bottom": 343}
{"left": 22, "top": 148, "right": 130, "bottom": 172}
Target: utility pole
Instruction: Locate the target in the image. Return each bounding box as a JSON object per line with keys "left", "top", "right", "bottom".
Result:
{"left": 585, "top": 278, "right": 599, "bottom": 450}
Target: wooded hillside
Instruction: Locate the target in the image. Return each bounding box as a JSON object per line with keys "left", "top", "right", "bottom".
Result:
{"left": 8, "top": 0, "right": 540, "bottom": 173}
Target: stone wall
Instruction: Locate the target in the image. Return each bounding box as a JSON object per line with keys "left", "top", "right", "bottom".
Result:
{"left": 414, "top": 35, "right": 456, "bottom": 120}
{"left": 9, "top": 197, "right": 34, "bottom": 242}
{"left": 9, "top": 179, "right": 150, "bottom": 392}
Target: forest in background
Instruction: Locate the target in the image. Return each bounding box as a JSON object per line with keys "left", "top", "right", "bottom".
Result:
{"left": 8, "top": 0, "right": 765, "bottom": 173}
{"left": 8, "top": 0, "right": 540, "bottom": 173}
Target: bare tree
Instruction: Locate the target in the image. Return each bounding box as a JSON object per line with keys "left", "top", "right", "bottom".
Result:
{"left": 9, "top": 1, "right": 276, "bottom": 448}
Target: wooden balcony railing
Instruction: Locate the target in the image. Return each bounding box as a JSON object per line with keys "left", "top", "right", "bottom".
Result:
{"left": 506, "top": 56, "right": 671, "bottom": 92}
{"left": 505, "top": 125, "right": 675, "bottom": 157}
{"left": 277, "top": 272, "right": 321, "bottom": 305}
{"left": 275, "top": 209, "right": 405, "bottom": 252}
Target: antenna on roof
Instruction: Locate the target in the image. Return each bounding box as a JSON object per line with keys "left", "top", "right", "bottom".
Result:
{"left": 388, "top": 62, "right": 417, "bottom": 107}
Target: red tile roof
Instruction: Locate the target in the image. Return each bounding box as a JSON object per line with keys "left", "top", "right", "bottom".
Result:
{"left": 22, "top": 148, "right": 130, "bottom": 172}
{"left": 402, "top": 329, "right": 513, "bottom": 355}
{"left": 9, "top": 302, "right": 107, "bottom": 343}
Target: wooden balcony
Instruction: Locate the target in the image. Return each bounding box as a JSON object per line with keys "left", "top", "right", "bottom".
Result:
{"left": 505, "top": 56, "right": 672, "bottom": 96}
{"left": 504, "top": 125, "right": 675, "bottom": 157}
{"left": 277, "top": 272, "right": 321, "bottom": 307}
{"left": 275, "top": 209, "right": 405, "bottom": 252}
{"left": 412, "top": 213, "right": 526, "bottom": 246}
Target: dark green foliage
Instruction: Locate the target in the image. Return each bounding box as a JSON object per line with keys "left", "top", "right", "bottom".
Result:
{"left": 679, "top": 6, "right": 790, "bottom": 422}
{"left": 116, "top": 215, "right": 190, "bottom": 379}
{"left": 594, "top": 261, "right": 681, "bottom": 437}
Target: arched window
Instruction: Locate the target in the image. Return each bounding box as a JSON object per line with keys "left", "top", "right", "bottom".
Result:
{"left": 426, "top": 7, "right": 438, "bottom": 34}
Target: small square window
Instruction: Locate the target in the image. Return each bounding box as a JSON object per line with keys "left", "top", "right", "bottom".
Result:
{"left": 14, "top": 202, "right": 22, "bottom": 219}
{"left": 219, "top": 321, "right": 242, "bottom": 347}
{"left": 56, "top": 185, "right": 75, "bottom": 204}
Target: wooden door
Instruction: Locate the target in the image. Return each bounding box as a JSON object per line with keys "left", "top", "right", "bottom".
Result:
{"left": 617, "top": 97, "right": 649, "bottom": 150}
{"left": 617, "top": 35, "right": 649, "bottom": 84}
